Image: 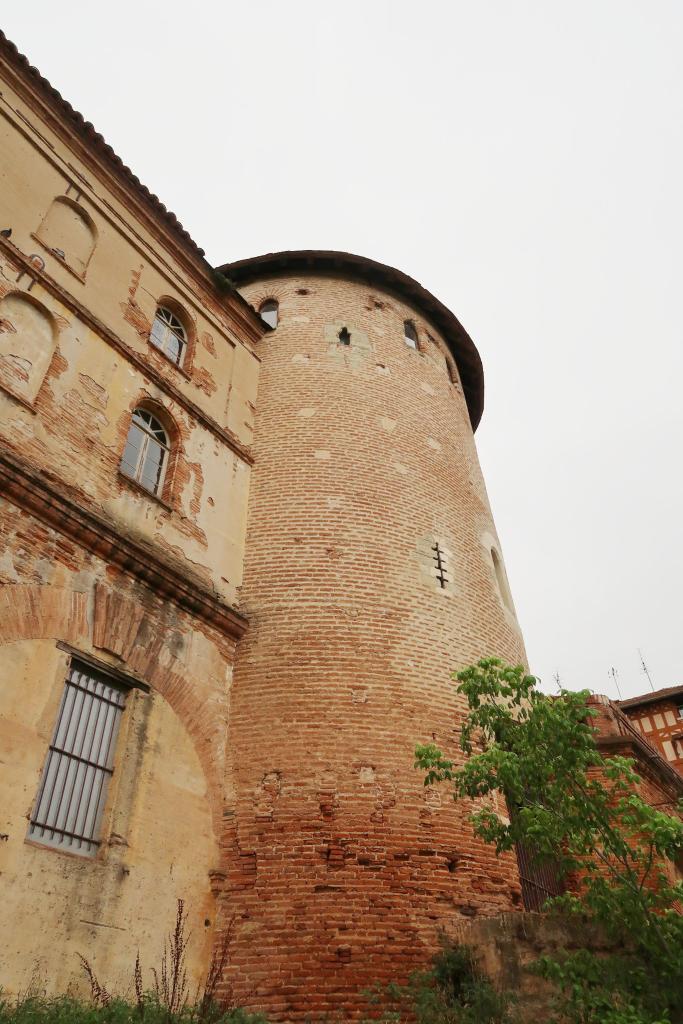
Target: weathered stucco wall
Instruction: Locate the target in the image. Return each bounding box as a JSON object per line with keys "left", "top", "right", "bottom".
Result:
{"left": 0, "top": 43, "right": 260, "bottom": 1001}
{"left": 0, "top": 498, "right": 236, "bottom": 996}
{"left": 0, "top": 245, "right": 251, "bottom": 604}
{"left": 0, "top": 72, "right": 259, "bottom": 445}
{"left": 0, "top": 639, "right": 217, "bottom": 997}
{"left": 0, "top": 69, "right": 261, "bottom": 605}
{"left": 452, "top": 911, "right": 619, "bottom": 1021}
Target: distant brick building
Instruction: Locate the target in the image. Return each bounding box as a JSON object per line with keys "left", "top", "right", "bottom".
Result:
{"left": 617, "top": 686, "right": 683, "bottom": 776}
{"left": 590, "top": 693, "right": 683, "bottom": 808}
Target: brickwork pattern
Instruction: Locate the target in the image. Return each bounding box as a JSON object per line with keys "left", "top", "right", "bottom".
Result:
{"left": 219, "top": 274, "right": 527, "bottom": 1019}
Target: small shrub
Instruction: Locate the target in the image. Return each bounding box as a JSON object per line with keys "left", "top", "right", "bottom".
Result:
{"left": 364, "top": 944, "right": 516, "bottom": 1024}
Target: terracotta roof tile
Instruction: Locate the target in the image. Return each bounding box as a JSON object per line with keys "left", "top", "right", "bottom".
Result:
{"left": 618, "top": 684, "right": 683, "bottom": 710}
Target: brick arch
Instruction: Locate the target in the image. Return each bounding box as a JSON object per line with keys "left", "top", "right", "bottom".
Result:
{"left": 0, "top": 582, "right": 225, "bottom": 843}
{"left": 0, "top": 584, "right": 89, "bottom": 647}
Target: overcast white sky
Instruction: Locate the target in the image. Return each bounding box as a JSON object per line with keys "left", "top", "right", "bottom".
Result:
{"left": 5, "top": 2, "right": 682, "bottom": 699}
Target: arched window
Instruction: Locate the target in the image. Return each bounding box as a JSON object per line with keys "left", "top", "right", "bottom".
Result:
{"left": 259, "top": 299, "right": 278, "bottom": 329}
{"left": 120, "top": 408, "right": 169, "bottom": 496}
{"left": 36, "top": 196, "right": 96, "bottom": 276}
{"left": 491, "top": 548, "right": 514, "bottom": 614}
{"left": 403, "top": 320, "right": 418, "bottom": 349}
{"left": 150, "top": 306, "right": 187, "bottom": 366}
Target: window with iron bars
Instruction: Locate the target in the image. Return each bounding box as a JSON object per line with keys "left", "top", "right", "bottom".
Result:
{"left": 28, "top": 660, "right": 127, "bottom": 857}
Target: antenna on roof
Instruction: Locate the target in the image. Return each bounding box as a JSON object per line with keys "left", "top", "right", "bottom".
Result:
{"left": 609, "top": 667, "right": 623, "bottom": 700}
{"left": 638, "top": 649, "right": 655, "bottom": 692}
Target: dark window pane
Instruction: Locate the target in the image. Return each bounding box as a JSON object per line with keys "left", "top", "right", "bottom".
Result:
{"left": 259, "top": 300, "right": 278, "bottom": 329}
{"left": 404, "top": 321, "right": 418, "bottom": 348}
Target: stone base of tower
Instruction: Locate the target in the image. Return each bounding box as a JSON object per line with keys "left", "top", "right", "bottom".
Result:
{"left": 214, "top": 806, "right": 521, "bottom": 1020}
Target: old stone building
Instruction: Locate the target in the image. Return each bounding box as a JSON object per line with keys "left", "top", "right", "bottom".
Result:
{"left": 0, "top": 31, "right": 262, "bottom": 997}
{"left": 0, "top": 31, "right": 528, "bottom": 1019}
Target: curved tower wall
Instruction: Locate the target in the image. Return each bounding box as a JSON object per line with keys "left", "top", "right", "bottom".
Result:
{"left": 220, "top": 270, "right": 527, "bottom": 1019}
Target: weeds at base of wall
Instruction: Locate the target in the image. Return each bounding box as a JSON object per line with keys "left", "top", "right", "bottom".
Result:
{"left": 0, "top": 996, "right": 267, "bottom": 1024}
{"left": 362, "top": 944, "right": 517, "bottom": 1024}
{"left": 0, "top": 901, "right": 267, "bottom": 1024}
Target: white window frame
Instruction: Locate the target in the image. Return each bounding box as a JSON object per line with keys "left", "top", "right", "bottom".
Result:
{"left": 150, "top": 306, "right": 187, "bottom": 366}
{"left": 120, "top": 408, "right": 170, "bottom": 497}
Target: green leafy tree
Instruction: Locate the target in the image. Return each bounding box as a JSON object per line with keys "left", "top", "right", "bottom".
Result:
{"left": 415, "top": 658, "right": 683, "bottom": 1024}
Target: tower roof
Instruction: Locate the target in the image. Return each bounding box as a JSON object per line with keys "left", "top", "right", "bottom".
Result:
{"left": 218, "top": 250, "right": 485, "bottom": 430}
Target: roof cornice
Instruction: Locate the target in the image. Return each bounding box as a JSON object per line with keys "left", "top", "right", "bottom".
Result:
{"left": 218, "top": 250, "right": 486, "bottom": 430}
{"left": 0, "top": 31, "right": 264, "bottom": 339}
{"left": 618, "top": 686, "right": 683, "bottom": 711}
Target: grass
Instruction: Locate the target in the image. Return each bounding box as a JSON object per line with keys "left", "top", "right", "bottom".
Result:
{"left": 0, "top": 995, "right": 267, "bottom": 1024}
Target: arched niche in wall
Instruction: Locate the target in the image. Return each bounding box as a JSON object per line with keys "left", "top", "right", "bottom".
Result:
{"left": 35, "top": 196, "right": 97, "bottom": 277}
{"left": 0, "top": 292, "right": 56, "bottom": 404}
{"left": 491, "top": 547, "right": 515, "bottom": 615}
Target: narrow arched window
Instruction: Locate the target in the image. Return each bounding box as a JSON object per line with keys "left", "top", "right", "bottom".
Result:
{"left": 259, "top": 299, "right": 278, "bottom": 329}
{"left": 492, "top": 548, "right": 514, "bottom": 614}
{"left": 150, "top": 306, "right": 187, "bottom": 366}
{"left": 120, "top": 408, "right": 169, "bottom": 495}
{"left": 403, "top": 320, "right": 418, "bottom": 349}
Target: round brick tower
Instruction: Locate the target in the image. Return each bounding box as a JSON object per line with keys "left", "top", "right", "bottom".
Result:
{"left": 216, "top": 252, "right": 526, "bottom": 1020}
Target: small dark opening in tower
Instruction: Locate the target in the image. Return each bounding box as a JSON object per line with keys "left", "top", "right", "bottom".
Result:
{"left": 432, "top": 542, "right": 448, "bottom": 588}
{"left": 338, "top": 327, "right": 351, "bottom": 346}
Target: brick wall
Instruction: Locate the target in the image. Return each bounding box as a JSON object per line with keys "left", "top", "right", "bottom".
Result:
{"left": 218, "top": 272, "right": 528, "bottom": 1019}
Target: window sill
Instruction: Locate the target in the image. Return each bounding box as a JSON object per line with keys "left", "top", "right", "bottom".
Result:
{"left": 24, "top": 835, "right": 100, "bottom": 862}
{"left": 117, "top": 469, "right": 174, "bottom": 512}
